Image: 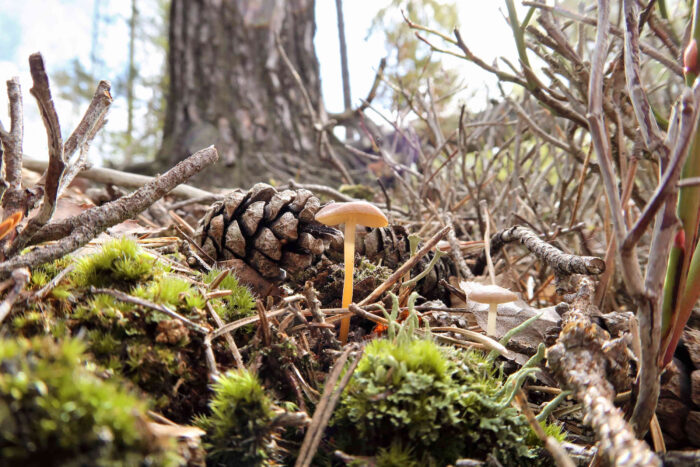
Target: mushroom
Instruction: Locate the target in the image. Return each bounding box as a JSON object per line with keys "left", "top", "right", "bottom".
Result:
{"left": 460, "top": 281, "right": 518, "bottom": 337}
{"left": 315, "top": 201, "right": 388, "bottom": 343}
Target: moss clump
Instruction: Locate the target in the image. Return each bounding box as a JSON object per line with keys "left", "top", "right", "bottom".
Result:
{"left": 134, "top": 274, "right": 206, "bottom": 312}
{"left": 0, "top": 336, "right": 180, "bottom": 466}
{"left": 195, "top": 369, "right": 279, "bottom": 466}
{"left": 72, "top": 237, "right": 158, "bottom": 289}
{"left": 202, "top": 269, "right": 256, "bottom": 322}
{"left": 331, "top": 338, "right": 543, "bottom": 466}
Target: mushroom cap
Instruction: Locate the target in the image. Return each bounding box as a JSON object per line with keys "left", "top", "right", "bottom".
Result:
{"left": 315, "top": 201, "right": 388, "bottom": 228}
{"left": 460, "top": 281, "right": 518, "bottom": 304}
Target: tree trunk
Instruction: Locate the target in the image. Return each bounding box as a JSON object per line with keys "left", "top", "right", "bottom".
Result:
{"left": 159, "top": 0, "right": 322, "bottom": 187}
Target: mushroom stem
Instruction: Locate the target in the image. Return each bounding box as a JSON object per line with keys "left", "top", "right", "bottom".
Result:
{"left": 487, "top": 303, "right": 498, "bottom": 337}
{"left": 340, "top": 222, "right": 356, "bottom": 343}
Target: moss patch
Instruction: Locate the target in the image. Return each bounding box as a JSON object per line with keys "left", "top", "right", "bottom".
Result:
{"left": 0, "top": 336, "right": 180, "bottom": 466}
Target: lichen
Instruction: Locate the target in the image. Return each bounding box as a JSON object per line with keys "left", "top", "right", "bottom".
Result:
{"left": 0, "top": 336, "right": 180, "bottom": 466}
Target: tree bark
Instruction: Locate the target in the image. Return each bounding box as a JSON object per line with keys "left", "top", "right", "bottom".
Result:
{"left": 159, "top": 0, "right": 322, "bottom": 187}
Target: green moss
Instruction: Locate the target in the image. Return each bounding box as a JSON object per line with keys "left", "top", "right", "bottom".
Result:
{"left": 195, "top": 369, "right": 278, "bottom": 466}
{"left": 134, "top": 275, "right": 205, "bottom": 311}
{"left": 374, "top": 442, "right": 423, "bottom": 467}
{"left": 0, "top": 336, "right": 180, "bottom": 466}
{"left": 72, "top": 237, "right": 157, "bottom": 289}
{"left": 331, "top": 338, "right": 544, "bottom": 466}
{"left": 203, "top": 269, "right": 256, "bottom": 322}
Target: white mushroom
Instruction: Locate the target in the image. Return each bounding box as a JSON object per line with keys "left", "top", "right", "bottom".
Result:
{"left": 460, "top": 281, "right": 518, "bottom": 337}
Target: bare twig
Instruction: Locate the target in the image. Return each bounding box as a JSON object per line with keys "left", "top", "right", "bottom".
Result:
{"left": 0, "top": 146, "right": 218, "bottom": 278}
{"left": 295, "top": 346, "right": 362, "bottom": 467}
{"left": 63, "top": 80, "right": 112, "bottom": 160}
{"left": 0, "top": 268, "right": 30, "bottom": 325}
{"left": 92, "top": 287, "right": 210, "bottom": 335}
{"left": 11, "top": 53, "right": 66, "bottom": 254}
{"left": 0, "top": 77, "right": 25, "bottom": 213}
{"left": 475, "top": 226, "right": 605, "bottom": 276}
{"left": 22, "top": 158, "right": 220, "bottom": 201}
{"left": 358, "top": 225, "right": 451, "bottom": 306}
{"left": 546, "top": 277, "right": 660, "bottom": 466}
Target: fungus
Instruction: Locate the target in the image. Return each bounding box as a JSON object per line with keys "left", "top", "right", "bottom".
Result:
{"left": 460, "top": 281, "right": 518, "bottom": 337}
{"left": 315, "top": 201, "right": 388, "bottom": 343}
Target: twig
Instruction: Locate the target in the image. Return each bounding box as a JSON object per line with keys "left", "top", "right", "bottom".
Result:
{"left": 63, "top": 80, "right": 112, "bottom": 159}
{"left": 12, "top": 53, "right": 66, "bottom": 253}
{"left": 0, "top": 77, "right": 25, "bottom": 214}
{"left": 295, "top": 346, "right": 362, "bottom": 467}
{"left": 546, "top": 277, "right": 660, "bottom": 466}
{"left": 205, "top": 301, "right": 244, "bottom": 370}
{"left": 22, "top": 158, "right": 220, "bottom": 201}
{"left": 92, "top": 286, "right": 210, "bottom": 335}
{"left": 514, "top": 391, "right": 575, "bottom": 467}
{"left": 303, "top": 282, "right": 339, "bottom": 347}
{"left": 202, "top": 333, "right": 219, "bottom": 379}
{"left": 0, "top": 146, "right": 218, "bottom": 278}
{"left": 30, "top": 264, "right": 75, "bottom": 302}
{"left": 358, "top": 225, "right": 451, "bottom": 306}
{"left": 475, "top": 226, "right": 605, "bottom": 276}
{"left": 0, "top": 268, "right": 30, "bottom": 325}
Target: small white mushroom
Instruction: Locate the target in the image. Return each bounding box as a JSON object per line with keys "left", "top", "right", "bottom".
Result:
{"left": 460, "top": 281, "right": 518, "bottom": 337}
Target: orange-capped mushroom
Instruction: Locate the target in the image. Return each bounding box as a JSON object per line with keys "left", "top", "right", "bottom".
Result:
{"left": 315, "top": 201, "right": 388, "bottom": 343}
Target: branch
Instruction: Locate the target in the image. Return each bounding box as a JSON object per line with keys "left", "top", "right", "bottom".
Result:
{"left": 63, "top": 80, "right": 112, "bottom": 160}
{"left": 0, "top": 146, "right": 218, "bottom": 278}
{"left": 546, "top": 277, "right": 660, "bottom": 466}
{"left": 0, "top": 77, "right": 24, "bottom": 212}
{"left": 622, "top": 0, "right": 668, "bottom": 159}
{"left": 22, "top": 158, "right": 220, "bottom": 201}
{"left": 328, "top": 58, "right": 387, "bottom": 123}
{"left": 11, "top": 53, "right": 66, "bottom": 254}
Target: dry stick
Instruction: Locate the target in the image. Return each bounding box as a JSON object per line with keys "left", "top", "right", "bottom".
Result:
{"left": 205, "top": 301, "right": 244, "bottom": 370}
{"left": 63, "top": 80, "right": 112, "bottom": 159}
{"left": 569, "top": 145, "right": 593, "bottom": 227}
{"left": 546, "top": 277, "right": 660, "bottom": 466}
{"left": 295, "top": 346, "right": 358, "bottom": 467}
{"left": 0, "top": 77, "right": 25, "bottom": 214}
{"left": 92, "top": 287, "right": 210, "bottom": 335}
{"left": 521, "top": 1, "right": 683, "bottom": 76}
{"left": 22, "top": 158, "right": 220, "bottom": 201}
{"left": 0, "top": 146, "right": 218, "bottom": 278}
{"left": 477, "top": 226, "right": 606, "bottom": 277}
{"left": 202, "top": 334, "right": 219, "bottom": 379}
{"left": 514, "top": 391, "right": 575, "bottom": 467}
{"left": 31, "top": 264, "right": 75, "bottom": 302}
{"left": 0, "top": 268, "right": 30, "bottom": 325}
{"left": 444, "top": 212, "right": 472, "bottom": 280}
{"left": 328, "top": 57, "right": 387, "bottom": 123}
{"left": 479, "top": 200, "right": 496, "bottom": 284}
{"left": 303, "top": 281, "right": 339, "bottom": 347}
{"left": 12, "top": 53, "right": 66, "bottom": 254}
{"left": 358, "top": 225, "right": 451, "bottom": 306}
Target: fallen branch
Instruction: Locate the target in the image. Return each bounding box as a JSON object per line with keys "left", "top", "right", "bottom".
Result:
{"left": 22, "top": 158, "right": 220, "bottom": 201}
{"left": 0, "top": 146, "right": 218, "bottom": 278}
{"left": 546, "top": 277, "right": 660, "bottom": 466}
{"left": 474, "top": 226, "right": 605, "bottom": 276}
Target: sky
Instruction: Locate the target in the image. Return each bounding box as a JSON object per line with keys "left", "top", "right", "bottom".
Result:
{"left": 0, "top": 0, "right": 523, "bottom": 162}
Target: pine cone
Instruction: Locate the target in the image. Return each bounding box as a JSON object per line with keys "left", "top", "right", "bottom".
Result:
{"left": 193, "top": 183, "right": 341, "bottom": 283}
